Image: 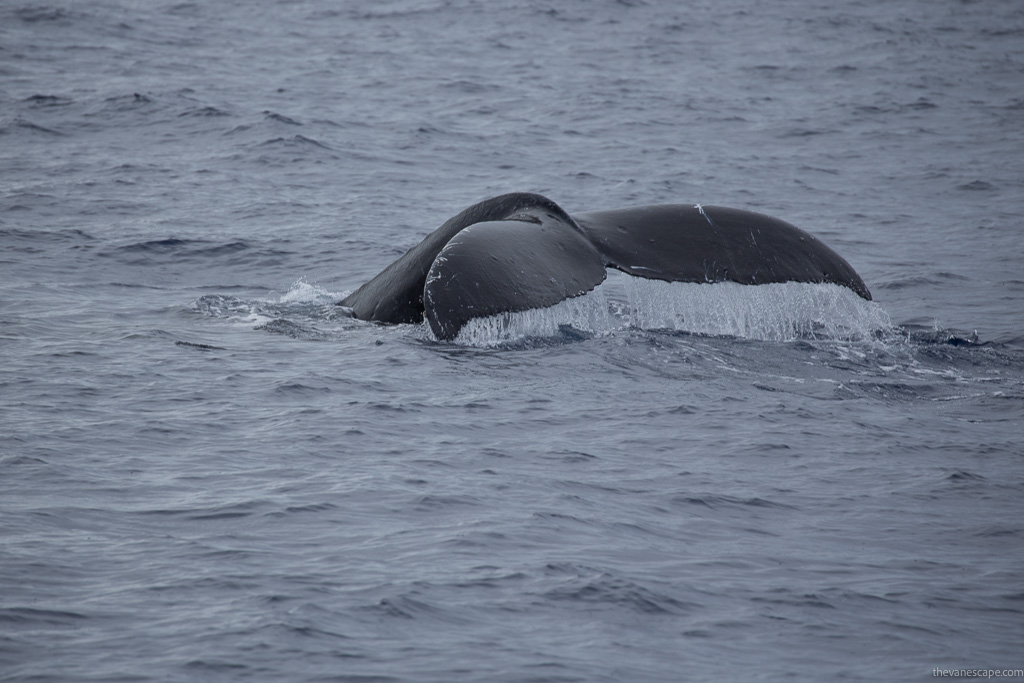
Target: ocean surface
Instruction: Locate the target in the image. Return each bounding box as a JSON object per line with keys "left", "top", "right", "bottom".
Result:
{"left": 2, "top": 0, "right": 1023, "bottom": 681}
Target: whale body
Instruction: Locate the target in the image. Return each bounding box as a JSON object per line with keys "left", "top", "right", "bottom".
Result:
{"left": 340, "top": 193, "right": 871, "bottom": 341}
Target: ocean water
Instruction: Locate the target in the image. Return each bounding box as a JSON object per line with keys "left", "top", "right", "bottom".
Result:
{"left": 2, "top": 0, "right": 1023, "bottom": 681}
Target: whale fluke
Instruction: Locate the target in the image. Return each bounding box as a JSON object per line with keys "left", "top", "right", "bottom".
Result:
{"left": 574, "top": 204, "right": 872, "bottom": 300}
{"left": 423, "top": 205, "right": 607, "bottom": 341}
{"left": 340, "top": 193, "right": 571, "bottom": 324}
{"left": 340, "top": 193, "right": 871, "bottom": 341}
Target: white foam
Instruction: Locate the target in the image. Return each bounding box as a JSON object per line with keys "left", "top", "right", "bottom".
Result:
{"left": 452, "top": 286, "right": 616, "bottom": 346}
{"left": 272, "top": 279, "right": 340, "bottom": 305}
{"left": 621, "top": 278, "right": 892, "bottom": 342}
{"left": 191, "top": 279, "right": 344, "bottom": 329}
{"left": 450, "top": 272, "right": 894, "bottom": 346}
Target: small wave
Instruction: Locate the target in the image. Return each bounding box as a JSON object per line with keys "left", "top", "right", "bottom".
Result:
{"left": 542, "top": 566, "right": 695, "bottom": 615}
{"left": 111, "top": 237, "right": 247, "bottom": 259}
{"left": 12, "top": 119, "right": 66, "bottom": 136}
{"left": 0, "top": 226, "right": 94, "bottom": 243}
{"left": 22, "top": 94, "right": 74, "bottom": 107}
{"left": 0, "top": 607, "right": 88, "bottom": 627}
{"left": 452, "top": 273, "right": 894, "bottom": 347}
{"left": 957, "top": 180, "right": 997, "bottom": 191}
{"left": 105, "top": 237, "right": 297, "bottom": 267}
{"left": 255, "top": 318, "right": 328, "bottom": 339}
{"left": 263, "top": 111, "right": 302, "bottom": 125}
{"left": 13, "top": 7, "right": 72, "bottom": 23}
{"left": 191, "top": 280, "right": 347, "bottom": 332}
{"left": 175, "top": 340, "right": 225, "bottom": 351}
{"left": 367, "top": 595, "right": 453, "bottom": 622}
{"left": 178, "top": 105, "right": 231, "bottom": 118}
{"left": 257, "top": 135, "right": 330, "bottom": 150}
{"left": 672, "top": 494, "right": 798, "bottom": 511}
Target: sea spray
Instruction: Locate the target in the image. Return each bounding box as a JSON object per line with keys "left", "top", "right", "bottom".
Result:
{"left": 451, "top": 272, "right": 894, "bottom": 346}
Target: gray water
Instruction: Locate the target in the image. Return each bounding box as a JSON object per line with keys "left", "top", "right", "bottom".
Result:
{"left": 2, "top": 1, "right": 1023, "bottom": 681}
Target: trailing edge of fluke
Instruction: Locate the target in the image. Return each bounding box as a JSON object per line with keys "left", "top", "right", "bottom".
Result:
{"left": 339, "top": 192, "right": 871, "bottom": 341}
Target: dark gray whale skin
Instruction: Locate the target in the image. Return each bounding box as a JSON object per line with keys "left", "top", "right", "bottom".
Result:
{"left": 339, "top": 193, "right": 871, "bottom": 340}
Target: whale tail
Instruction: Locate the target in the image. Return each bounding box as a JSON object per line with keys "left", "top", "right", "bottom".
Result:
{"left": 341, "top": 193, "right": 871, "bottom": 341}
{"left": 340, "top": 193, "right": 575, "bottom": 327}
{"left": 574, "top": 204, "right": 872, "bottom": 300}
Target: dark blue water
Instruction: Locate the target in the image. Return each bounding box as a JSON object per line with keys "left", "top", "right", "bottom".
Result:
{"left": 3, "top": 1, "right": 1023, "bottom": 681}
